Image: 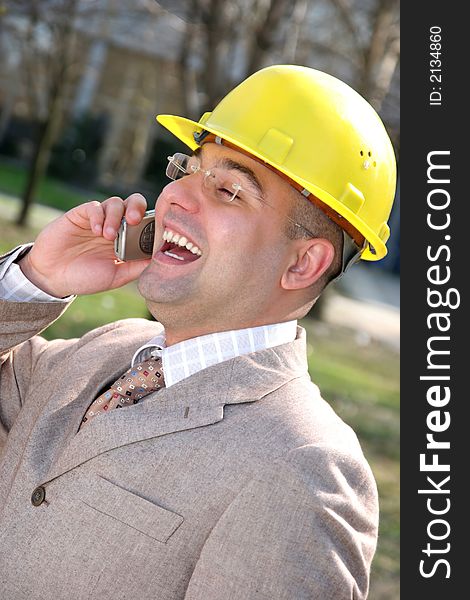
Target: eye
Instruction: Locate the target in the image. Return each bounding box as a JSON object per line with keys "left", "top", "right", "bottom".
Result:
{"left": 218, "top": 184, "right": 241, "bottom": 202}
{"left": 212, "top": 188, "right": 234, "bottom": 204}
{"left": 211, "top": 174, "right": 242, "bottom": 202}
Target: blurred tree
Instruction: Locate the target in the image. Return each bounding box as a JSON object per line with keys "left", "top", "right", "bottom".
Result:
{"left": 1, "top": 0, "right": 82, "bottom": 226}
{"left": 48, "top": 112, "right": 109, "bottom": 186}
{"left": 175, "top": 0, "right": 295, "bottom": 117}
{"left": 0, "top": 0, "right": 165, "bottom": 224}
{"left": 328, "top": 0, "right": 400, "bottom": 113}
{"left": 169, "top": 0, "right": 399, "bottom": 136}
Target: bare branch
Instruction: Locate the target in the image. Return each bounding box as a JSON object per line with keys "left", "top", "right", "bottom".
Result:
{"left": 283, "top": 0, "right": 309, "bottom": 62}
{"left": 360, "top": 0, "right": 399, "bottom": 103}
{"left": 329, "top": 0, "right": 366, "bottom": 64}
{"left": 246, "top": 0, "right": 290, "bottom": 74}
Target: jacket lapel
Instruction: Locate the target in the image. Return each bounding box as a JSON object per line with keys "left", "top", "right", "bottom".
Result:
{"left": 42, "top": 328, "right": 308, "bottom": 484}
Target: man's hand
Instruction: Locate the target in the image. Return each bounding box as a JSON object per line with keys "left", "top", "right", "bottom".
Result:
{"left": 19, "top": 194, "right": 152, "bottom": 298}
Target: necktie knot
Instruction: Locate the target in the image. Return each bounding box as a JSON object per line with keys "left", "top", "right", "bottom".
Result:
{"left": 80, "top": 356, "right": 165, "bottom": 429}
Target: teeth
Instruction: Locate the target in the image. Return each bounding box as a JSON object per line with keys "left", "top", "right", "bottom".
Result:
{"left": 162, "top": 229, "right": 202, "bottom": 256}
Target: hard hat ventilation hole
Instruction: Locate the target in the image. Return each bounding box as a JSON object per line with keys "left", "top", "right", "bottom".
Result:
{"left": 361, "top": 150, "right": 374, "bottom": 169}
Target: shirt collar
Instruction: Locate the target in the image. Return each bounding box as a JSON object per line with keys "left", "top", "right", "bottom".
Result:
{"left": 132, "top": 321, "right": 297, "bottom": 387}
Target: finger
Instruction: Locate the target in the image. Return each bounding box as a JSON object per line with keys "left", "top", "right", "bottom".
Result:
{"left": 123, "top": 193, "right": 148, "bottom": 225}
{"left": 101, "top": 196, "right": 126, "bottom": 240}
{"left": 86, "top": 200, "right": 105, "bottom": 235}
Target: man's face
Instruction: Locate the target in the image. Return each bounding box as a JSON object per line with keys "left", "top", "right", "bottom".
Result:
{"left": 138, "top": 143, "right": 296, "bottom": 343}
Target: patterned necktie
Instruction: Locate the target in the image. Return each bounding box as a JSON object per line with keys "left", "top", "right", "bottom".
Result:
{"left": 79, "top": 356, "right": 165, "bottom": 429}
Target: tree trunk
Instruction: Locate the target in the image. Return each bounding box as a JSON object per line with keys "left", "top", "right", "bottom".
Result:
{"left": 358, "top": 0, "right": 397, "bottom": 103}
{"left": 201, "top": 0, "right": 225, "bottom": 108}
{"left": 16, "top": 0, "right": 78, "bottom": 226}
{"left": 177, "top": 0, "right": 200, "bottom": 119}
{"left": 246, "top": 0, "right": 289, "bottom": 75}
{"left": 16, "top": 99, "right": 62, "bottom": 226}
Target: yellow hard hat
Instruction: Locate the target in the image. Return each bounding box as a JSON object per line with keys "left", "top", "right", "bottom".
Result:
{"left": 157, "top": 65, "right": 397, "bottom": 261}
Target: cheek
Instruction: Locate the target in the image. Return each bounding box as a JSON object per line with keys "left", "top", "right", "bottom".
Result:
{"left": 204, "top": 210, "right": 288, "bottom": 274}
{"left": 211, "top": 212, "right": 270, "bottom": 245}
{"left": 211, "top": 229, "right": 285, "bottom": 280}
{"left": 209, "top": 222, "right": 260, "bottom": 264}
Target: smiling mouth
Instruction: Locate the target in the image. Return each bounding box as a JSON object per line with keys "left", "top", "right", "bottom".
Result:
{"left": 158, "top": 228, "right": 203, "bottom": 263}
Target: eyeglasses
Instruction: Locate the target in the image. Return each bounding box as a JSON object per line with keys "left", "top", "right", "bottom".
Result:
{"left": 166, "top": 152, "right": 316, "bottom": 237}
{"left": 166, "top": 152, "right": 267, "bottom": 205}
{"left": 166, "top": 152, "right": 364, "bottom": 273}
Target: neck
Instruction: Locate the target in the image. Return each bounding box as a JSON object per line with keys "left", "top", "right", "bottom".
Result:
{"left": 163, "top": 323, "right": 256, "bottom": 347}
{"left": 162, "top": 318, "right": 299, "bottom": 347}
{"left": 148, "top": 299, "right": 302, "bottom": 347}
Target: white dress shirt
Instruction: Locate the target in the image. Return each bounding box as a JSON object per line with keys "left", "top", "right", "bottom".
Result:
{"left": 0, "top": 245, "right": 298, "bottom": 387}
{"left": 132, "top": 321, "right": 297, "bottom": 388}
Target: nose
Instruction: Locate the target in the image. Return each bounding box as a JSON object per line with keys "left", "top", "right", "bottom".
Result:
{"left": 158, "top": 177, "right": 202, "bottom": 215}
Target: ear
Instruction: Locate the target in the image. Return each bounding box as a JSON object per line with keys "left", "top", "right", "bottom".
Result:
{"left": 281, "top": 238, "right": 335, "bottom": 291}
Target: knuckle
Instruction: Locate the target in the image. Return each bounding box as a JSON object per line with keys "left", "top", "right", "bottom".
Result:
{"left": 126, "top": 193, "right": 146, "bottom": 204}
{"left": 102, "top": 196, "right": 124, "bottom": 211}
{"left": 106, "top": 196, "right": 124, "bottom": 203}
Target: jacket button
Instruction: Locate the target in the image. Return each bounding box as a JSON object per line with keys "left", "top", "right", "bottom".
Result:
{"left": 31, "top": 486, "right": 46, "bottom": 506}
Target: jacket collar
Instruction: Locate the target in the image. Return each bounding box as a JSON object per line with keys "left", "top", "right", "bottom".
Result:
{"left": 42, "top": 327, "right": 308, "bottom": 484}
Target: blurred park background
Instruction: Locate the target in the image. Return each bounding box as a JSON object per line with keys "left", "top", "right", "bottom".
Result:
{"left": 0, "top": 1, "right": 399, "bottom": 598}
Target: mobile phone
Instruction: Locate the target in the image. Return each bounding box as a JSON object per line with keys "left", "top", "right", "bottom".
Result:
{"left": 114, "top": 209, "right": 155, "bottom": 261}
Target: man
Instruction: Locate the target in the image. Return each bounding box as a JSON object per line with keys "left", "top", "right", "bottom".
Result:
{"left": 0, "top": 66, "right": 396, "bottom": 599}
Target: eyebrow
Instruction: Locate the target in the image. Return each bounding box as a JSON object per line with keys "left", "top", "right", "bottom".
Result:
{"left": 195, "top": 146, "right": 265, "bottom": 198}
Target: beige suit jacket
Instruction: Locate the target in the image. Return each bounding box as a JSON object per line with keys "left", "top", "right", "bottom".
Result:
{"left": 0, "top": 298, "right": 378, "bottom": 599}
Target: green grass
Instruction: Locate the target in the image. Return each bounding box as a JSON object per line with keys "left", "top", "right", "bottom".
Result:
{"left": 42, "top": 286, "right": 150, "bottom": 339}
{"left": 0, "top": 210, "right": 399, "bottom": 600}
{"left": 0, "top": 161, "right": 105, "bottom": 212}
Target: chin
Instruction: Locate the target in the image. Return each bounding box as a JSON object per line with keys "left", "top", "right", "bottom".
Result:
{"left": 144, "top": 300, "right": 162, "bottom": 323}
{"left": 137, "top": 279, "right": 163, "bottom": 305}
{"left": 137, "top": 273, "right": 164, "bottom": 305}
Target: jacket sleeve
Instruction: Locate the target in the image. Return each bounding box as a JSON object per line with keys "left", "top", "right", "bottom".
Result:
{"left": 0, "top": 297, "right": 72, "bottom": 446}
{"left": 184, "top": 444, "right": 378, "bottom": 600}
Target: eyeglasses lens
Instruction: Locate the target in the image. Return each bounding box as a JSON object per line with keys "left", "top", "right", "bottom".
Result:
{"left": 166, "top": 153, "right": 190, "bottom": 180}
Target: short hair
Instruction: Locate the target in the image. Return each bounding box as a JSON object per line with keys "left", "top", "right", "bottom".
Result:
{"left": 284, "top": 192, "right": 343, "bottom": 299}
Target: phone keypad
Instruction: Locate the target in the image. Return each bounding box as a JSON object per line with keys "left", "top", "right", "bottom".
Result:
{"left": 139, "top": 221, "right": 155, "bottom": 254}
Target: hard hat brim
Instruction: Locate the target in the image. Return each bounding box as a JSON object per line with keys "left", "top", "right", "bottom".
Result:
{"left": 156, "top": 113, "right": 387, "bottom": 260}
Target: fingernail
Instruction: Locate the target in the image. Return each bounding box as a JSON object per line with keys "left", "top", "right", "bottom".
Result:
{"left": 105, "top": 227, "right": 116, "bottom": 238}
{"left": 93, "top": 224, "right": 102, "bottom": 234}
